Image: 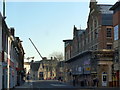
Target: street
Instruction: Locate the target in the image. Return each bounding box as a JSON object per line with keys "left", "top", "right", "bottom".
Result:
{"left": 14, "top": 80, "right": 120, "bottom": 90}
{"left": 32, "top": 80, "right": 74, "bottom": 88}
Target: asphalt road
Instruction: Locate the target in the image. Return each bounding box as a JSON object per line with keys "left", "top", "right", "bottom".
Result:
{"left": 14, "top": 80, "right": 120, "bottom": 90}
{"left": 32, "top": 80, "right": 75, "bottom": 88}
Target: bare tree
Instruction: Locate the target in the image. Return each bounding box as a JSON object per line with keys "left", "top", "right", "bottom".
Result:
{"left": 49, "top": 52, "right": 63, "bottom": 61}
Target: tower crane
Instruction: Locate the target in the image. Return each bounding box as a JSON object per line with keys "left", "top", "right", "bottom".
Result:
{"left": 29, "top": 38, "right": 46, "bottom": 60}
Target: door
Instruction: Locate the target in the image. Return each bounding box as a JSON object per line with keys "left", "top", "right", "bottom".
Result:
{"left": 102, "top": 72, "right": 107, "bottom": 86}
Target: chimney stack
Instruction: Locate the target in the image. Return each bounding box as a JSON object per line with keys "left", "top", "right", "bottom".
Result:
{"left": 10, "top": 28, "right": 15, "bottom": 36}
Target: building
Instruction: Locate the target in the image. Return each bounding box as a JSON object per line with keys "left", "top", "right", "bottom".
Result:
{"left": 30, "top": 61, "right": 41, "bottom": 80}
{"left": 0, "top": 12, "right": 2, "bottom": 90}
{"left": 2, "top": 13, "right": 10, "bottom": 89}
{"left": 0, "top": 12, "right": 25, "bottom": 89}
{"left": 63, "top": 0, "right": 114, "bottom": 87}
{"left": 38, "top": 58, "right": 58, "bottom": 80}
{"left": 24, "top": 62, "right": 31, "bottom": 79}
{"left": 56, "top": 61, "right": 66, "bottom": 81}
{"left": 88, "top": 1, "right": 114, "bottom": 87}
{"left": 110, "top": 1, "right": 120, "bottom": 87}
{"left": 14, "top": 37, "right": 25, "bottom": 86}
{"left": 29, "top": 58, "right": 58, "bottom": 80}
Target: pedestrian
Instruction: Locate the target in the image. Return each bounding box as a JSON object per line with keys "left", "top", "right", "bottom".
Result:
{"left": 93, "top": 78, "right": 96, "bottom": 87}
{"left": 84, "top": 78, "right": 87, "bottom": 86}
{"left": 27, "top": 75, "right": 29, "bottom": 80}
{"left": 96, "top": 78, "right": 99, "bottom": 87}
{"left": 58, "top": 77, "right": 61, "bottom": 81}
{"left": 73, "top": 77, "right": 76, "bottom": 86}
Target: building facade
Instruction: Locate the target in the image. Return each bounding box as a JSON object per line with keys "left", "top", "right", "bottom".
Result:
{"left": 0, "top": 12, "right": 2, "bottom": 90}
{"left": 38, "top": 58, "right": 58, "bottom": 80}
{"left": 30, "top": 61, "right": 41, "bottom": 80}
{"left": 110, "top": 1, "right": 120, "bottom": 87}
{"left": 56, "top": 61, "right": 66, "bottom": 81}
{"left": 0, "top": 12, "right": 25, "bottom": 89}
{"left": 24, "top": 62, "right": 31, "bottom": 80}
{"left": 63, "top": 0, "right": 114, "bottom": 87}
{"left": 29, "top": 58, "right": 58, "bottom": 80}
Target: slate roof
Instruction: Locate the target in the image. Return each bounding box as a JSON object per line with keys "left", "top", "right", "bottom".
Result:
{"left": 97, "top": 4, "right": 113, "bottom": 26}
{"left": 31, "top": 61, "right": 40, "bottom": 71}
{"left": 110, "top": 1, "right": 120, "bottom": 10}
{"left": 98, "top": 4, "right": 113, "bottom": 14}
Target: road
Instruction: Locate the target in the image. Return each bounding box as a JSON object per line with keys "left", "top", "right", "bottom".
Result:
{"left": 14, "top": 80, "right": 119, "bottom": 90}
{"left": 32, "top": 80, "right": 74, "bottom": 88}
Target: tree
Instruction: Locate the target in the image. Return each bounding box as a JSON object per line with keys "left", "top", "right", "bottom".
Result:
{"left": 49, "top": 52, "right": 63, "bottom": 61}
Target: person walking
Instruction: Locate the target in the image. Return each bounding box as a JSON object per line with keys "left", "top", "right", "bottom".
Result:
{"left": 73, "top": 77, "right": 76, "bottom": 86}
{"left": 96, "top": 78, "right": 99, "bottom": 87}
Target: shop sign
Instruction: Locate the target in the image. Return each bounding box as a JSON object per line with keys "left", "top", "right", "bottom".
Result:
{"left": 86, "top": 67, "right": 91, "bottom": 71}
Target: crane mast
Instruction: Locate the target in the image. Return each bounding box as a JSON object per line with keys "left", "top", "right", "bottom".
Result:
{"left": 29, "top": 38, "right": 44, "bottom": 60}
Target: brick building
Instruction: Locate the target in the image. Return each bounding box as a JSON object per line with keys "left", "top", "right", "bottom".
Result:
{"left": 110, "top": 1, "right": 120, "bottom": 87}
{"left": 63, "top": 0, "right": 114, "bottom": 87}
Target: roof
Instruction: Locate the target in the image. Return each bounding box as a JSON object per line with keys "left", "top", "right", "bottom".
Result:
{"left": 110, "top": 1, "right": 120, "bottom": 10}
{"left": 98, "top": 4, "right": 113, "bottom": 14}
{"left": 77, "top": 29, "right": 85, "bottom": 36}
{"left": 63, "top": 39, "right": 73, "bottom": 42}
{"left": 31, "top": 62, "right": 40, "bottom": 71}
{"left": 40, "top": 59, "right": 58, "bottom": 64}
{"left": 97, "top": 5, "right": 113, "bottom": 26}
{"left": 65, "top": 50, "right": 92, "bottom": 63}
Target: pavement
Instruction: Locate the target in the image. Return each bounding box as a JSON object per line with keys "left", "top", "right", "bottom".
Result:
{"left": 15, "top": 80, "right": 33, "bottom": 88}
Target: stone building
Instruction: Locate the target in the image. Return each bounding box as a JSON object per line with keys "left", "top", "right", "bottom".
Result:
{"left": 56, "top": 61, "right": 66, "bottom": 81}
{"left": 110, "top": 1, "right": 120, "bottom": 87}
{"left": 30, "top": 61, "right": 40, "bottom": 80}
{"left": 38, "top": 58, "right": 58, "bottom": 80}
{"left": 63, "top": 0, "right": 114, "bottom": 87}
{"left": 29, "top": 58, "right": 58, "bottom": 80}
{"left": 63, "top": 39, "right": 73, "bottom": 82}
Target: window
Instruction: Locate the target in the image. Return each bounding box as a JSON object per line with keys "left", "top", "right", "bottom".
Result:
{"left": 106, "top": 28, "right": 112, "bottom": 37}
{"left": 107, "top": 45, "right": 112, "bottom": 49}
{"left": 95, "top": 45, "right": 98, "bottom": 50}
{"left": 94, "top": 29, "right": 98, "bottom": 38}
{"left": 94, "top": 19, "right": 97, "bottom": 28}
{"left": 91, "top": 32, "right": 93, "bottom": 41}
{"left": 114, "top": 25, "right": 119, "bottom": 40}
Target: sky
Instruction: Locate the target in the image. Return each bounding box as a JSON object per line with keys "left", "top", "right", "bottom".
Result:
{"left": 0, "top": 0, "right": 117, "bottom": 61}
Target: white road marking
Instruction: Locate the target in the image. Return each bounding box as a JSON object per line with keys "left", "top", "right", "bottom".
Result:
{"left": 51, "top": 84, "right": 67, "bottom": 87}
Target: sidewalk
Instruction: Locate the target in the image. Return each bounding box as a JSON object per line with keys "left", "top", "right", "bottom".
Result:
{"left": 15, "top": 80, "right": 33, "bottom": 88}
{"left": 65, "top": 81, "right": 120, "bottom": 90}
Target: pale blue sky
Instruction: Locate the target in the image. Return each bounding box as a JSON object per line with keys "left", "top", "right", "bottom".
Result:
{"left": 1, "top": 1, "right": 116, "bottom": 61}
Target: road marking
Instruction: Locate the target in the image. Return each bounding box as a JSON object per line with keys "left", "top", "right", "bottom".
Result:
{"left": 51, "top": 84, "right": 67, "bottom": 87}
